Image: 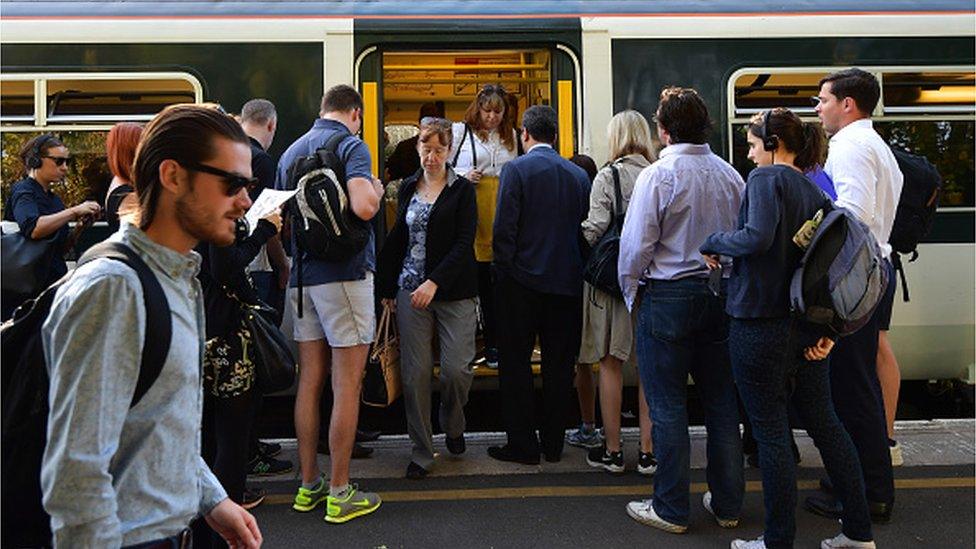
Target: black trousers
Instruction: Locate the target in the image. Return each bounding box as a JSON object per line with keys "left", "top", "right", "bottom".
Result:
{"left": 495, "top": 273, "right": 582, "bottom": 458}
{"left": 477, "top": 261, "right": 498, "bottom": 350}
{"left": 828, "top": 298, "right": 895, "bottom": 505}
{"left": 194, "top": 389, "right": 258, "bottom": 549}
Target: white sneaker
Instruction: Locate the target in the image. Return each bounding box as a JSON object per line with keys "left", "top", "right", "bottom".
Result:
{"left": 821, "top": 533, "right": 877, "bottom": 548}
{"left": 625, "top": 498, "right": 688, "bottom": 533}
{"left": 731, "top": 536, "right": 766, "bottom": 549}
{"left": 890, "top": 440, "right": 904, "bottom": 467}
{"left": 703, "top": 491, "right": 739, "bottom": 528}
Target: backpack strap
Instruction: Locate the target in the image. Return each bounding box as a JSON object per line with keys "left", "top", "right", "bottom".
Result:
{"left": 317, "top": 131, "right": 350, "bottom": 184}
{"left": 892, "top": 253, "right": 910, "bottom": 302}
{"left": 609, "top": 164, "right": 623, "bottom": 231}
{"left": 79, "top": 241, "right": 172, "bottom": 408}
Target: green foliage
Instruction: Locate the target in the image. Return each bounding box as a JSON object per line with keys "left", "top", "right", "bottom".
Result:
{"left": 1, "top": 130, "right": 110, "bottom": 211}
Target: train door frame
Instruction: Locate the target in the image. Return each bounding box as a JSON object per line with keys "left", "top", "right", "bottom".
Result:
{"left": 354, "top": 42, "right": 584, "bottom": 177}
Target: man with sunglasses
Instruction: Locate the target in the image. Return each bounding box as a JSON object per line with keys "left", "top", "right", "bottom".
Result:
{"left": 40, "top": 105, "right": 262, "bottom": 548}
{"left": 275, "top": 84, "right": 385, "bottom": 523}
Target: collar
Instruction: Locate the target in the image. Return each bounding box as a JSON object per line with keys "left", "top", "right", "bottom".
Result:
{"left": 24, "top": 176, "right": 55, "bottom": 196}
{"left": 247, "top": 136, "right": 266, "bottom": 152}
{"left": 830, "top": 118, "right": 873, "bottom": 142}
{"left": 528, "top": 143, "right": 554, "bottom": 154}
{"left": 659, "top": 143, "right": 712, "bottom": 158}
{"left": 119, "top": 222, "right": 201, "bottom": 282}
{"left": 312, "top": 118, "right": 350, "bottom": 134}
{"left": 615, "top": 153, "right": 652, "bottom": 168}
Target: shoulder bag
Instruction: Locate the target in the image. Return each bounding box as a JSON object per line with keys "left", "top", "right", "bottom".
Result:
{"left": 362, "top": 301, "right": 401, "bottom": 407}
{"left": 582, "top": 164, "right": 624, "bottom": 298}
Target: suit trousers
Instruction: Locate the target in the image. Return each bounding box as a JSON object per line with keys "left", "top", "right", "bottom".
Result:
{"left": 495, "top": 273, "right": 582, "bottom": 458}
{"left": 828, "top": 295, "right": 895, "bottom": 505}
{"left": 397, "top": 290, "right": 477, "bottom": 469}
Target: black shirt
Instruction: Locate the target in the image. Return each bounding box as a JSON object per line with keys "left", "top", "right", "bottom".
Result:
{"left": 376, "top": 170, "right": 478, "bottom": 301}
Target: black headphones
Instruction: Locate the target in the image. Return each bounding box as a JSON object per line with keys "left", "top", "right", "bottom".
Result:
{"left": 26, "top": 133, "right": 56, "bottom": 170}
{"left": 760, "top": 110, "right": 779, "bottom": 152}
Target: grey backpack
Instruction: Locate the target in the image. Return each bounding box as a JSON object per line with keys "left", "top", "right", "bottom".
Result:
{"left": 789, "top": 203, "right": 889, "bottom": 337}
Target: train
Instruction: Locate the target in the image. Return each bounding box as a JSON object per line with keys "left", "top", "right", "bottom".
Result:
{"left": 1, "top": 0, "right": 973, "bottom": 382}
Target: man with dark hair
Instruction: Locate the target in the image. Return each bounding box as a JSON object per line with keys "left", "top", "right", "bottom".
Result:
{"left": 238, "top": 99, "right": 293, "bottom": 482}
{"left": 385, "top": 102, "right": 445, "bottom": 181}
{"left": 618, "top": 87, "right": 745, "bottom": 534}
{"left": 41, "top": 104, "right": 262, "bottom": 547}
{"left": 487, "top": 105, "right": 591, "bottom": 465}
{"left": 276, "top": 84, "right": 385, "bottom": 523}
{"left": 805, "top": 68, "right": 902, "bottom": 525}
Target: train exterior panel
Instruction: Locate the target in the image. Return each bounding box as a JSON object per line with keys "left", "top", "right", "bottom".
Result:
{"left": 2, "top": 0, "right": 973, "bottom": 380}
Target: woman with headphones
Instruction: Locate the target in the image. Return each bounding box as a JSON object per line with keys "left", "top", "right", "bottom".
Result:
{"left": 2, "top": 134, "right": 101, "bottom": 319}
{"left": 700, "top": 109, "right": 875, "bottom": 549}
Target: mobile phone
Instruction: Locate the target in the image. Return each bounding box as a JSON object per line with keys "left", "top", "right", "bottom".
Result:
{"left": 707, "top": 263, "right": 722, "bottom": 297}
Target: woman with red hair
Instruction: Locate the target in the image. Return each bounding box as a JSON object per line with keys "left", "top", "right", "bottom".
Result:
{"left": 103, "top": 122, "right": 143, "bottom": 232}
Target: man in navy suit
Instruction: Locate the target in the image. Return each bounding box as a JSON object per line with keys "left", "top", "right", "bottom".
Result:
{"left": 487, "top": 105, "right": 591, "bottom": 464}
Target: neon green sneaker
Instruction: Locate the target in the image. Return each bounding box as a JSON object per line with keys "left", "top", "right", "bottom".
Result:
{"left": 292, "top": 475, "right": 328, "bottom": 512}
{"left": 325, "top": 485, "right": 381, "bottom": 523}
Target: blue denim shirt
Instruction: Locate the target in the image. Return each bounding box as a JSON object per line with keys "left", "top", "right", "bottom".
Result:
{"left": 41, "top": 223, "right": 227, "bottom": 547}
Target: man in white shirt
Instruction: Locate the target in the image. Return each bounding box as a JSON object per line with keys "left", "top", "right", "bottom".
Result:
{"left": 805, "top": 68, "right": 902, "bottom": 524}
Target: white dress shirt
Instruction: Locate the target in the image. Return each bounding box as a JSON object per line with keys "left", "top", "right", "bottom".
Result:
{"left": 825, "top": 118, "right": 904, "bottom": 258}
{"left": 450, "top": 122, "right": 518, "bottom": 177}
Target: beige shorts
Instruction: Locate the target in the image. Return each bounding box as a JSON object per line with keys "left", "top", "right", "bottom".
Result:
{"left": 289, "top": 272, "right": 375, "bottom": 348}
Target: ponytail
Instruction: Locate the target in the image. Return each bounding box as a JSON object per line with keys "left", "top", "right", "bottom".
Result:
{"left": 794, "top": 122, "right": 826, "bottom": 172}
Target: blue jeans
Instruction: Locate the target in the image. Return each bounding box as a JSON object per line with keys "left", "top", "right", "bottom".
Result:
{"left": 636, "top": 278, "right": 744, "bottom": 526}
{"left": 731, "top": 317, "right": 873, "bottom": 548}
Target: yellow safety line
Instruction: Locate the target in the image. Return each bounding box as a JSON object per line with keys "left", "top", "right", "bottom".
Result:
{"left": 263, "top": 476, "right": 974, "bottom": 506}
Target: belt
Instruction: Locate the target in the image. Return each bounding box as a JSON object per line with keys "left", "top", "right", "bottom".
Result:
{"left": 124, "top": 528, "right": 192, "bottom": 549}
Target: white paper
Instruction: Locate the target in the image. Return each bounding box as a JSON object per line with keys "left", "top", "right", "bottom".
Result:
{"left": 245, "top": 189, "right": 297, "bottom": 234}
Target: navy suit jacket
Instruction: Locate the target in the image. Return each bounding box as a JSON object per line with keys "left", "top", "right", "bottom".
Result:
{"left": 492, "top": 145, "right": 591, "bottom": 296}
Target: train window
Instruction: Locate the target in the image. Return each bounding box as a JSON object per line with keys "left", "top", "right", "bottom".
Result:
{"left": 1, "top": 130, "right": 111, "bottom": 213}
{"left": 882, "top": 71, "right": 976, "bottom": 114}
{"left": 0, "top": 79, "right": 35, "bottom": 123}
{"left": 46, "top": 77, "right": 198, "bottom": 122}
{"left": 0, "top": 72, "right": 203, "bottom": 126}
{"left": 732, "top": 71, "right": 827, "bottom": 116}
{"left": 728, "top": 66, "right": 976, "bottom": 210}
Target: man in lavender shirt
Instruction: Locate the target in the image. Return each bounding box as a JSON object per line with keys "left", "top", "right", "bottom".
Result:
{"left": 618, "top": 87, "right": 746, "bottom": 535}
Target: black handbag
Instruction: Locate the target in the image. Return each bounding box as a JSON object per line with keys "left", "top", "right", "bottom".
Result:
{"left": 0, "top": 229, "right": 58, "bottom": 296}
{"left": 239, "top": 300, "right": 296, "bottom": 394}
{"left": 582, "top": 164, "right": 624, "bottom": 298}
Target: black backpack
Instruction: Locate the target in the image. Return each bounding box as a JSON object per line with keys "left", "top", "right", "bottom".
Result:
{"left": 582, "top": 164, "right": 624, "bottom": 298}
{"left": 888, "top": 148, "right": 942, "bottom": 301}
{"left": 1, "top": 241, "right": 171, "bottom": 548}
{"left": 284, "top": 131, "right": 370, "bottom": 263}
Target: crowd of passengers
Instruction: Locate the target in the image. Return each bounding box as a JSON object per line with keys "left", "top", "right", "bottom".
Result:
{"left": 3, "top": 67, "right": 905, "bottom": 549}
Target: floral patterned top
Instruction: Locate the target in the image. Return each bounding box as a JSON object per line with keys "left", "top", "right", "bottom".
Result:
{"left": 397, "top": 194, "right": 435, "bottom": 292}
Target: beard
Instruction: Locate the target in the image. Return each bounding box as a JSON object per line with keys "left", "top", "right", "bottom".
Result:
{"left": 174, "top": 182, "right": 237, "bottom": 246}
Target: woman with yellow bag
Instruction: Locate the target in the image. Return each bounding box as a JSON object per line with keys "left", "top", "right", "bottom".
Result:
{"left": 450, "top": 84, "right": 520, "bottom": 368}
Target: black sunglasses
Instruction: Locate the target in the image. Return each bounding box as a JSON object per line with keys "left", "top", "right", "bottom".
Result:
{"left": 182, "top": 161, "right": 257, "bottom": 196}
{"left": 479, "top": 84, "right": 506, "bottom": 97}
{"left": 43, "top": 155, "right": 72, "bottom": 167}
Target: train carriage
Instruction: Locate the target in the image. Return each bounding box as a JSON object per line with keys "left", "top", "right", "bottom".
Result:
{"left": 1, "top": 0, "right": 973, "bottom": 381}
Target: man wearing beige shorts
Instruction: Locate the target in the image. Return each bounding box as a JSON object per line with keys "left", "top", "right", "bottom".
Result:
{"left": 276, "top": 85, "right": 385, "bottom": 523}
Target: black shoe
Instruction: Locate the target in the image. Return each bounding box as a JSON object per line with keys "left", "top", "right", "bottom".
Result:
{"left": 257, "top": 440, "right": 281, "bottom": 458}
{"left": 356, "top": 429, "right": 382, "bottom": 443}
{"left": 487, "top": 445, "right": 539, "bottom": 465}
{"left": 405, "top": 461, "right": 429, "bottom": 480}
{"left": 241, "top": 487, "right": 266, "bottom": 510}
{"left": 819, "top": 477, "right": 834, "bottom": 494}
{"left": 446, "top": 434, "right": 466, "bottom": 455}
{"left": 586, "top": 445, "right": 624, "bottom": 473}
{"left": 247, "top": 456, "right": 293, "bottom": 477}
{"left": 804, "top": 495, "right": 893, "bottom": 524}
{"left": 317, "top": 440, "right": 375, "bottom": 459}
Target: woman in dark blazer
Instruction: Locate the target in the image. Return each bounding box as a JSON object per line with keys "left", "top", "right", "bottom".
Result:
{"left": 377, "top": 117, "right": 478, "bottom": 480}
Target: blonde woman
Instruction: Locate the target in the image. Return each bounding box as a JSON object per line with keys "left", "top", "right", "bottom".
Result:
{"left": 580, "top": 110, "right": 656, "bottom": 475}
{"left": 451, "top": 84, "right": 519, "bottom": 368}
